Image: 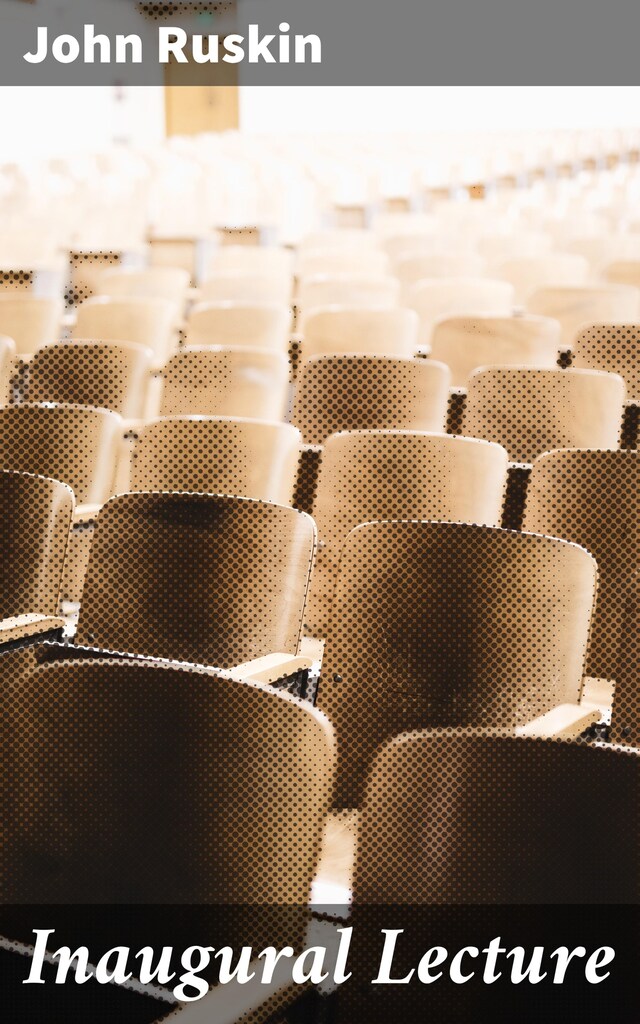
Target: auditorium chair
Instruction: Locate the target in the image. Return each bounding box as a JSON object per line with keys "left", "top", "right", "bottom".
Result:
{"left": 477, "top": 229, "right": 552, "bottom": 263}
{"left": 128, "top": 416, "right": 301, "bottom": 506}
{"left": 297, "top": 248, "right": 390, "bottom": 280}
{"left": 73, "top": 296, "right": 177, "bottom": 366}
{"left": 0, "top": 295, "right": 64, "bottom": 356}
{"left": 394, "top": 251, "right": 486, "bottom": 286}
{"left": 293, "top": 354, "right": 451, "bottom": 445}
{"left": 566, "top": 233, "right": 640, "bottom": 274}
{"left": 206, "top": 243, "right": 295, "bottom": 282}
{"left": 318, "top": 520, "right": 598, "bottom": 807}
{"left": 523, "top": 449, "right": 640, "bottom": 704}
{"left": 95, "top": 265, "right": 191, "bottom": 310}
{"left": 25, "top": 340, "right": 153, "bottom": 419}
{"left": 0, "top": 334, "right": 15, "bottom": 403}
{"left": 407, "top": 277, "right": 515, "bottom": 347}
{"left": 430, "top": 314, "right": 562, "bottom": 387}
{"left": 497, "top": 252, "right": 589, "bottom": 304}
{"left": 328, "top": 731, "right": 639, "bottom": 1021}
{"left": 527, "top": 283, "right": 640, "bottom": 348}
{"left": 185, "top": 301, "right": 291, "bottom": 352}
{"left": 297, "top": 274, "right": 400, "bottom": 325}
{"left": 462, "top": 366, "right": 626, "bottom": 463}
{"left": 1, "top": 656, "right": 334, "bottom": 1020}
{"left": 570, "top": 323, "right": 640, "bottom": 445}
{"left": 0, "top": 470, "right": 73, "bottom": 646}
{"left": 301, "top": 307, "right": 419, "bottom": 361}
{"left": 300, "top": 229, "right": 378, "bottom": 254}
{"left": 59, "top": 491, "right": 317, "bottom": 690}
{"left": 199, "top": 271, "right": 292, "bottom": 306}
{"left": 305, "top": 430, "right": 509, "bottom": 633}
{"left": 159, "top": 346, "right": 289, "bottom": 420}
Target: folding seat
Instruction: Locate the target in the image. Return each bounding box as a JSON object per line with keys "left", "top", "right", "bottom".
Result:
{"left": 318, "top": 520, "right": 598, "bottom": 806}
{"left": 0, "top": 334, "right": 15, "bottom": 404}
{"left": 95, "top": 265, "right": 191, "bottom": 310}
{"left": 571, "top": 323, "right": 640, "bottom": 445}
{"left": 1, "top": 657, "right": 334, "bottom": 1017}
{"left": 0, "top": 470, "right": 73, "bottom": 646}
{"left": 25, "top": 340, "right": 153, "bottom": 419}
{"left": 159, "top": 345, "right": 289, "bottom": 420}
{"left": 297, "top": 248, "right": 390, "bottom": 280}
{"left": 306, "top": 431, "right": 509, "bottom": 633}
{"left": 527, "top": 283, "right": 640, "bottom": 348}
{"left": 0, "top": 403, "right": 121, "bottom": 511}
{"left": 199, "top": 271, "right": 292, "bottom": 306}
{"left": 186, "top": 301, "right": 291, "bottom": 352}
{"left": 73, "top": 297, "right": 177, "bottom": 366}
{"left": 63, "top": 491, "right": 316, "bottom": 686}
{"left": 523, "top": 449, "right": 640, "bottom": 690}
{"left": 129, "top": 416, "right": 301, "bottom": 506}
{"left": 463, "top": 367, "right": 625, "bottom": 463}
{"left": 0, "top": 295, "right": 64, "bottom": 357}
{"left": 407, "top": 277, "right": 515, "bottom": 347}
{"left": 394, "top": 251, "right": 486, "bottom": 286}
{"left": 430, "top": 314, "right": 562, "bottom": 387}
{"left": 497, "top": 252, "right": 589, "bottom": 304}
{"left": 301, "top": 307, "right": 419, "bottom": 362}
{"left": 293, "top": 354, "right": 451, "bottom": 446}
{"left": 302, "top": 731, "right": 639, "bottom": 1022}
{"left": 297, "top": 275, "right": 400, "bottom": 325}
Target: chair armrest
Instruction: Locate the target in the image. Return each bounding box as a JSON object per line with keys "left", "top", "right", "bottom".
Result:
{"left": 516, "top": 703, "right": 599, "bottom": 740}
{"left": 230, "top": 653, "right": 313, "bottom": 686}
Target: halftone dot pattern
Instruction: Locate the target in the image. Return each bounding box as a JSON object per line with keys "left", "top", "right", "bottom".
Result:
{"left": 0, "top": 470, "right": 73, "bottom": 620}
{"left": 463, "top": 366, "right": 626, "bottom": 463}
{"left": 138, "top": 3, "right": 235, "bottom": 22}
{"left": 573, "top": 322, "right": 640, "bottom": 401}
{"left": 356, "top": 730, "right": 639, "bottom": 903}
{"left": 160, "top": 346, "right": 289, "bottom": 420}
{"left": 26, "top": 340, "right": 153, "bottom": 418}
{"left": 0, "top": 269, "right": 32, "bottom": 292}
{"left": 523, "top": 448, "right": 640, "bottom": 681}
{"left": 292, "top": 354, "right": 451, "bottom": 446}
{"left": 130, "top": 416, "right": 301, "bottom": 505}
{"left": 0, "top": 335, "right": 14, "bottom": 403}
{"left": 306, "top": 430, "right": 509, "bottom": 633}
{"left": 318, "top": 520, "right": 597, "bottom": 807}
{"left": 0, "top": 402, "right": 122, "bottom": 506}
{"left": 2, "top": 655, "right": 334, "bottom": 918}
{"left": 67, "top": 251, "right": 124, "bottom": 307}
{"left": 75, "top": 491, "right": 316, "bottom": 669}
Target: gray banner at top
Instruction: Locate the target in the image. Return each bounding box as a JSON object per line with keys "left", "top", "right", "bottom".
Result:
{"left": 2, "top": 0, "right": 640, "bottom": 85}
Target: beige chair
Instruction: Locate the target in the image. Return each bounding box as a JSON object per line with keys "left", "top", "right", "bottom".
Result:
{"left": 73, "top": 297, "right": 177, "bottom": 365}
{"left": 199, "top": 271, "right": 292, "bottom": 306}
{"left": 478, "top": 230, "right": 552, "bottom": 263}
{"left": 0, "top": 470, "right": 73, "bottom": 646}
{"left": 527, "top": 284, "right": 640, "bottom": 348}
{"left": 297, "top": 249, "right": 390, "bottom": 280}
{"left": 523, "top": 448, "right": 640, "bottom": 685}
{"left": 207, "top": 244, "right": 295, "bottom": 281}
{"left": 159, "top": 346, "right": 289, "bottom": 420}
{"left": 0, "top": 334, "right": 15, "bottom": 404}
{"left": 293, "top": 355, "right": 451, "bottom": 446}
{"left": 463, "top": 367, "right": 626, "bottom": 463}
{"left": 407, "top": 277, "right": 515, "bottom": 347}
{"left": 430, "top": 314, "right": 562, "bottom": 387}
{"left": 498, "top": 253, "right": 589, "bottom": 304}
{"left": 603, "top": 260, "right": 640, "bottom": 290}
{"left": 26, "top": 340, "right": 153, "bottom": 418}
{"left": 0, "top": 403, "right": 121, "bottom": 510}
{"left": 566, "top": 234, "right": 640, "bottom": 274}
{"left": 0, "top": 295, "right": 64, "bottom": 357}
{"left": 297, "top": 275, "right": 400, "bottom": 324}
{"left": 355, "top": 730, "right": 638, "bottom": 903}
{"left": 571, "top": 323, "right": 640, "bottom": 401}
{"left": 306, "top": 430, "right": 509, "bottom": 633}
{"left": 129, "top": 416, "right": 301, "bottom": 506}
{"left": 73, "top": 492, "right": 316, "bottom": 676}
{"left": 95, "top": 265, "right": 191, "bottom": 309}
{"left": 299, "top": 229, "right": 377, "bottom": 254}
{"left": 3, "top": 657, "right": 334, "bottom": 955}
{"left": 395, "top": 251, "right": 485, "bottom": 286}
{"left": 186, "top": 302, "right": 291, "bottom": 352}
{"left": 301, "top": 307, "right": 419, "bottom": 362}
{"left": 318, "top": 520, "right": 597, "bottom": 806}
